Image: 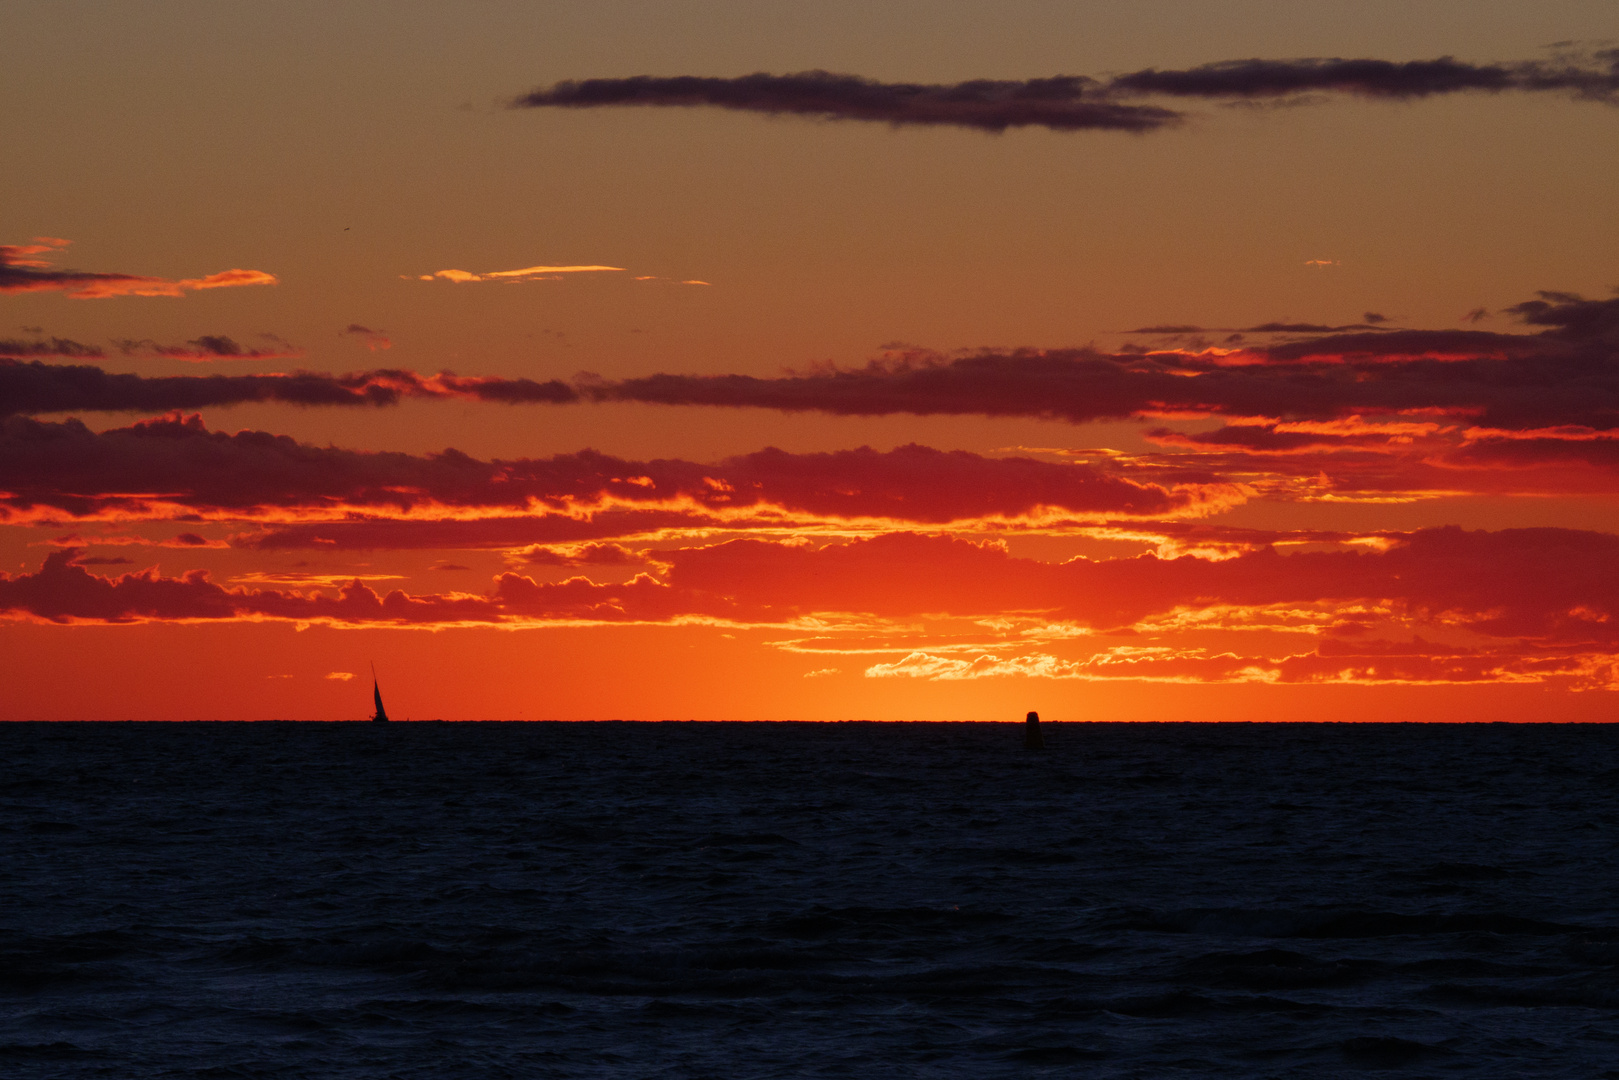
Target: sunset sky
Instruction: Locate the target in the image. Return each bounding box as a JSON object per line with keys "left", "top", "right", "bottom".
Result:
{"left": 4, "top": 0, "right": 1619, "bottom": 721}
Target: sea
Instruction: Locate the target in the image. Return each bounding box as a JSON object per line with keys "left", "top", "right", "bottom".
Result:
{"left": 3, "top": 720, "right": 1618, "bottom": 1079}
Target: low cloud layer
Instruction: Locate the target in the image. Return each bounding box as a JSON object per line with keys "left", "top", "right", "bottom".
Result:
{"left": 0, "top": 239, "right": 277, "bottom": 299}
{"left": 513, "top": 53, "right": 1619, "bottom": 133}
{"left": 5, "top": 528, "right": 1614, "bottom": 688}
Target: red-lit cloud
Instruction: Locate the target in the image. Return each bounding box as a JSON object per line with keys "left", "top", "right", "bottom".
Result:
{"left": 4, "top": 529, "right": 1614, "bottom": 689}
{"left": 0, "top": 414, "right": 1227, "bottom": 524}
{"left": 0, "top": 239, "right": 277, "bottom": 299}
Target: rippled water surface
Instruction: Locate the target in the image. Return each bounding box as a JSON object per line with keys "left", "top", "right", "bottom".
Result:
{"left": 3, "top": 721, "right": 1619, "bottom": 1078}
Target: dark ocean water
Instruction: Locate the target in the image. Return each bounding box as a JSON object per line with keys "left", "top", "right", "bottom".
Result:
{"left": 3, "top": 721, "right": 1619, "bottom": 1079}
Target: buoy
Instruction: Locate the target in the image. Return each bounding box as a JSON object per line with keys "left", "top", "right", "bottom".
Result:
{"left": 1024, "top": 710, "right": 1043, "bottom": 750}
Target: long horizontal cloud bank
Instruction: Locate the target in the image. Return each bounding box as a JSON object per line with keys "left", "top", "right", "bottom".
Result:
{"left": 594, "top": 292, "right": 1619, "bottom": 432}
{"left": 8, "top": 291, "right": 1617, "bottom": 432}
{"left": 0, "top": 413, "right": 1224, "bottom": 523}
{"left": 8, "top": 526, "right": 1615, "bottom": 635}
{"left": 4, "top": 529, "right": 1615, "bottom": 688}
{"left": 513, "top": 53, "right": 1619, "bottom": 132}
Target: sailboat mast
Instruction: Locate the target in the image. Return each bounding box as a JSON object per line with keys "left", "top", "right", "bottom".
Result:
{"left": 370, "top": 661, "right": 389, "bottom": 722}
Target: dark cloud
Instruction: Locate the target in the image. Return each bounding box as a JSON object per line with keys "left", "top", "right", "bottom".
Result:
{"left": 513, "top": 71, "right": 1181, "bottom": 132}
{"left": 0, "top": 414, "right": 1217, "bottom": 523}
{"left": 590, "top": 293, "right": 1619, "bottom": 432}
{"left": 584, "top": 337, "right": 1587, "bottom": 429}
{"left": 1504, "top": 290, "right": 1619, "bottom": 341}
{"left": 1106, "top": 56, "right": 1611, "bottom": 100}
{"left": 1449, "top": 434, "right": 1619, "bottom": 474}
{"left": 1146, "top": 424, "right": 1385, "bottom": 454}
{"left": 1240, "top": 321, "right": 1391, "bottom": 334}
{"left": 9, "top": 292, "right": 1615, "bottom": 437}
{"left": 114, "top": 334, "right": 303, "bottom": 362}
{"left": 0, "top": 359, "right": 577, "bottom": 416}
{"left": 1128, "top": 50, "right": 1619, "bottom": 103}
{"left": 1127, "top": 320, "right": 1392, "bottom": 335}
{"left": 0, "top": 337, "right": 104, "bottom": 360}
{"left": 511, "top": 53, "right": 1619, "bottom": 134}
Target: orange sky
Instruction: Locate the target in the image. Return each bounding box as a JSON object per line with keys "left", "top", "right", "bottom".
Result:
{"left": 4, "top": 1, "right": 1619, "bottom": 720}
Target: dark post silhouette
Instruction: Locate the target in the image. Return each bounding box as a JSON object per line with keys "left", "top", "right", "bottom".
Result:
{"left": 1024, "top": 710, "right": 1043, "bottom": 749}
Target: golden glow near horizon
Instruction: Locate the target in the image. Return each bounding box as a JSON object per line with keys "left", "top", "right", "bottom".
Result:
{"left": 3, "top": 1, "right": 1619, "bottom": 719}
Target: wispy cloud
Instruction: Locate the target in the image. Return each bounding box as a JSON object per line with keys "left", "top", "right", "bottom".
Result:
{"left": 417, "top": 264, "right": 624, "bottom": 284}
{"left": 114, "top": 334, "right": 303, "bottom": 362}
{"left": 341, "top": 324, "right": 392, "bottom": 351}
{"left": 0, "top": 335, "right": 104, "bottom": 359}
{"left": 0, "top": 238, "right": 276, "bottom": 299}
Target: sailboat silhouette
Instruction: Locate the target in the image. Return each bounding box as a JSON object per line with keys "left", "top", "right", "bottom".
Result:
{"left": 370, "top": 662, "right": 389, "bottom": 723}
